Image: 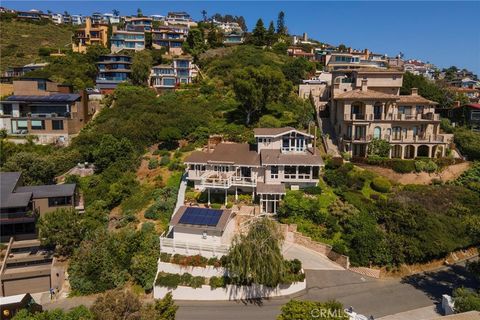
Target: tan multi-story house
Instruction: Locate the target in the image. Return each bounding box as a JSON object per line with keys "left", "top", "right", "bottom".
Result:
{"left": 184, "top": 127, "right": 324, "bottom": 214}
{"left": 329, "top": 68, "right": 452, "bottom": 158}
{"left": 72, "top": 17, "right": 109, "bottom": 53}
{"left": 0, "top": 79, "right": 92, "bottom": 145}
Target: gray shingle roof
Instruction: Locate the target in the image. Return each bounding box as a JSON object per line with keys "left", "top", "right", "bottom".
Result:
{"left": 16, "top": 184, "right": 76, "bottom": 199}
{"left": 256, "top": 183, "right": 286, "bottom": 194}
{"left": 0, "top": 172, "right": 32, "bottom": 209}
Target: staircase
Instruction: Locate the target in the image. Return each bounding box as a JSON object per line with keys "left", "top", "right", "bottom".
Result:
{"left": 319, "top": 117, "right": 341, "bottom": 157}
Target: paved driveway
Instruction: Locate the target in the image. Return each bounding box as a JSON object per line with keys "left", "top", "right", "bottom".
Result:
{"left": 282, "top": 243, "right": 344, "bottom": 270}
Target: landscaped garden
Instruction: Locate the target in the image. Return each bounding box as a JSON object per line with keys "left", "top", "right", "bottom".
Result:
{"left": 278, "top": 159, "right": 480, "bottom": 268}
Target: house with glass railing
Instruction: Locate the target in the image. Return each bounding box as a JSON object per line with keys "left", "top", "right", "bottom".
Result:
{"left": 150, "top": 57, "right": 196, "bottom": 90}
{"left": 152, "top": 25, "right": 188, "bottom": 55}
{"left": 184, "top": 127, "right": 324, "bottom": 214}
{"left": 110, "top": 26, "right": 145, "bottom": 53}
{"left": 95, "top": 54, "right": 132, "bottom": 94}
{"left": 329, "top": 68, "right": 452, "bottom": 158}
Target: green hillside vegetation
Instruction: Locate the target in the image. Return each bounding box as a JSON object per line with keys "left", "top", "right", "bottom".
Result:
{"left": 0, "top": 18, "right": 74, "bottom": 72}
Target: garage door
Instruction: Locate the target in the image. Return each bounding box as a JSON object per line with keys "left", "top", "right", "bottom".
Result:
{"left": 2, "top": 276, "right": 50, "bottom": 296}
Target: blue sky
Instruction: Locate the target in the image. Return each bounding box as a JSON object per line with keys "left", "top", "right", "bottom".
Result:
{"left": 4, "top": 1, "right": 480, "bottom": 74}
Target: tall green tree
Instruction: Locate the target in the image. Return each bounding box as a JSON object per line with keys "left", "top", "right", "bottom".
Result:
{"left": 227, "top": 218, "right": 286, "bottom": 287}
{"left": 266, "top": 21, "right": 276, "bottom": 46}
{"left": 276, "top": 11, "right": 286, "bottom": 35}
{"left": 232, "top": 65, "right": 291, "bottom": 124}
{"left": 251, "top": 19, "right": 266, "bottom": 46}
{"left": 183, "top": 28, "right": 207, "bottom": 60}
{"left": 131, "top": 50, "right": 153, "bottom": 86}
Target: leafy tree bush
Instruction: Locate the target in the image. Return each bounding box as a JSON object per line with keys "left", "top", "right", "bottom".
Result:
{"left": 453, "top": 161, "right": 480, "bottom": 192}
{"left": 148, "top": 158, "right": 159, "bottom": 170}
{"left": 209, "top": 276, "right": 226, "bottom": 289}
{"left": 38, "top": 208, "right": 105, "bottom": 256}
{"left": 389, "top": 159, "right": 415, "bottom": 173}
{"left": 159, "top": 154, "right": 170, "bottom": 166}
{"left": 131, "top": 50, "right": 153, "bottom": 86}
{"left": 454, "top": 128, "right": 480, "bottom": 160}
{"left": 367, "top": 139, "right": 391, "bottom": 157}
{"left": 424, "top": 160, "right": 438, "bottom": 173}
{"left": 371, "top": 177, "right": 392, "bottom": 193}
{"left": 68, "top": 227, "right": 159, "bottom": 294}
{"left": 277, "top": 299, "right": 346, "bottom": 320}
{"left": 12, "top": 306, "right": 94, "bottom": 320}
{"left": 453, "top": 287, "right": 480, "bottom": 313}
{"left": 415, "top": 160, "right": 426, "bottom": 172}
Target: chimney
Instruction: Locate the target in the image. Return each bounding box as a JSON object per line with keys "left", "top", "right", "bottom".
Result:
{"left": 361, "top": 79, "right": 368, "bottom": 91}
{"left": 411, "top": 88, "right": 418, "bottom": 96}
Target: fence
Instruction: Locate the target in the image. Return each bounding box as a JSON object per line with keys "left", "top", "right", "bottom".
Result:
{"left": 159, "top": 237, "right": 230, "bottom": 258}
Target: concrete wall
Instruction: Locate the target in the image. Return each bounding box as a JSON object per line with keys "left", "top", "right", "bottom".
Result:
{"left": 157, "top": 261, "right": 226, "bottom": 278}
{"left": 153, "top": 280, "right": 306, "bottom": 300}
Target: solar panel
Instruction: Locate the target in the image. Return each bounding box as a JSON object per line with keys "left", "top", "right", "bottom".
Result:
{"left": 179, "top": 207, "right": 223, "bottom": 227}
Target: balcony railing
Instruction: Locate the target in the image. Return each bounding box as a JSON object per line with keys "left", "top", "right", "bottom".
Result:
{"left": 383, "top": 134, "right": 446, "bottom": 143}
{"left": 345, "top": 113, "right": 440, "bottom": 122}
{"left": 160, "top": 237, "right": 230, "bottom": 257}
{"left": 197, "top": 170, "right": 256, "bottom": 189}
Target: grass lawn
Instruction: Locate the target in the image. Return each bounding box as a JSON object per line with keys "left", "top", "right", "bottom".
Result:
{"left": 0, "top": 20, "right": 74, "bottom": 72}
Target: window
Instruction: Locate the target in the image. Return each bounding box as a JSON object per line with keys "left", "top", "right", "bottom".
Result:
{"left": 373, "top": 127, "right": 381, "bottom": 139}
{"left": 284, "top": 166, "right": 296, "bottom": 179}
{"left": 16, "top": 120, "right": 28, "bottom": 130}
{"left": 37, "top": 80, "right": 46, "bottom": 91}
{"left": 48, "top": 196, "right": 72, "bottom": 207}
{"left": 298, "top": 166, "right": 311, "bottom": 179}
{"left": 31, "top": 120, "right": 45, "bottom": 130}
{"left": 52, "top": 120, "right": 64, "bottom": 130}
{"left": 270, "top": 166, "right": 278, "bottom": 179}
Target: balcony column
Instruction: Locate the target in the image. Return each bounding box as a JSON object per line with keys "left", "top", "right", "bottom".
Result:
{"left": 235, "top": 187, "right": 238, "bottom": 201}
{"left": 388, "top": 147, "right": 392, "bottom": 159}
{"left": 400, "top": 145, "right": 405, "bottom": 159}
{"left": 207, "top": 188, "right": 211, "bottom": 206}
{"left": 414, "top": 145, "right": 418, "bottom": 158}
{"left": 225, "top": 189, "right": 228, "bottom": 206}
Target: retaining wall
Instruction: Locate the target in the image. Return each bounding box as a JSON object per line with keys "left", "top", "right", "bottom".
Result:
{"left": 157, "top": 261, "right": 226, "bottom": 278}
{"left": 153, "top": 280, "right": 306, "bottom": 300}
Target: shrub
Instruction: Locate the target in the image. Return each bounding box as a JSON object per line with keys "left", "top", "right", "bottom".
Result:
{"left": 209, "top": 276, "right": 226, "bottom": 289}
{"left": 415, "top": 160, "right": 426, "bottom": 172}
{"left": 285, "top": 259, "right": 302, "bottom": 274}
{"left": 160, "top": 252, "right": 172, "bottom": 262}
{"left": 159, "top": 155, "right": 170, "bottom": 166}
{"left": 303, "top": 186, "right": 322, "bottom": 195}
{"left": 453, "top": 287, "right": 480, "bottom": 313}
{"left": 155, "top": 272, "right": 181, "bottom": 289}
{"left": 366, "top": 155, "right": 389, "bottom": 166}
{"left": 210, "top": 203, "right": 222, "bottom": 209}
{"left": 190, "top": 276, "right": 206, "bottom": 288}
{"left": 207, "top": 257, "right": 222, "bottom": 268}
{"left": 371, "top": 177, "right": 392, "bottom": 193}
{"left": 144, "top": 209, "right": 160, "bottom": 220}
{"left": 148, "top": 158, "right": 159, "bottom": 170}
{"left": 389, "top": 159, "right": 415, "bottom": 173}
{"left": 341, "top": 152, "right": 352, "bottom": 161}
{"left": 424, "top": 160, "right": 438, "bottom": 173}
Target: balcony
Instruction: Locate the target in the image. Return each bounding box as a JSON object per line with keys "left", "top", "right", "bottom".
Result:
{"left": 383, "top": 134, "right": 447, "bottom": 143}
{"left": 380, "top": 113, "right": 441, "bottom": 121}
{"left": 344, "top": 113, "right": 373, "bottom": 121}
{"left": 343, "top": 134, "right": 372, "bottom": 142}
{"left": 196, "top": 170, "right": 256, "bottom": 189}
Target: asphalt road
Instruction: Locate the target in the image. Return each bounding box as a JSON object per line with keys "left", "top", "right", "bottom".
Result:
{"left": 43, "top": 263, "right": 478, "bottom": 320}
{"left": 176, "top": 264, "right": 478, "bottom": 320}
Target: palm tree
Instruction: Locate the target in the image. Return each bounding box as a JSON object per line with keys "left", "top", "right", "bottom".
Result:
{"left": 112, "top": 9, "right": 120, "bottom": 17}
{"left": 201, "top": 10, "right": 207, "bottom": 21}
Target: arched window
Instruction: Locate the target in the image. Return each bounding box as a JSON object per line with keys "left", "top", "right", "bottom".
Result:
{"left": 374, "top": 102, "right": 382, "bottom": 120}
{"left": 373, "top": 127, "right": 381, "bottom": 139}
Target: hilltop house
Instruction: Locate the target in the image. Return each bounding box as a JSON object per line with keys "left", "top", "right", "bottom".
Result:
{"left": 110, "top": 26, "right": 145, "bottom": 53}
{"left": 150, "top": 56, "right": 196, "bottom": 90}
{"left": 329, "top": 68, "right": 452, "bottom": 158}
{"left": 0, "top": 172, "right": 79, "bottom": 242}
{"left": 96, "top": 54, "right": 132, "bottom": 94}
{"left": 0, "top": 78, "right": 92, "bottom": 145}
{"left": 184, "top": 127, "right": 324, "bottom": 214}
{"left": 72, "top": 17, "right": 109, "bottom": 53}
{"left": 152, "top": 25, "right": 188, "bottom": 55}
{"left": 124, "top": 16, "right": 153, "bottom": 32}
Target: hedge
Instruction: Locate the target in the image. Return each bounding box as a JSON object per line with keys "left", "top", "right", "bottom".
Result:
{"left": 371, "top": 177, "right": 392, "bottom": 193}
{"left": 389, "top": 159, "right": 415, "bottom": 173}
{"left": 155, "top": 272, "right": 206, "bottom": 289}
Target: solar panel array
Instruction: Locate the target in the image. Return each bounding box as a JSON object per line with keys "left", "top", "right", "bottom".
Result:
{"left": 179, "top": 207, "right": 223, "bottom": 227}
